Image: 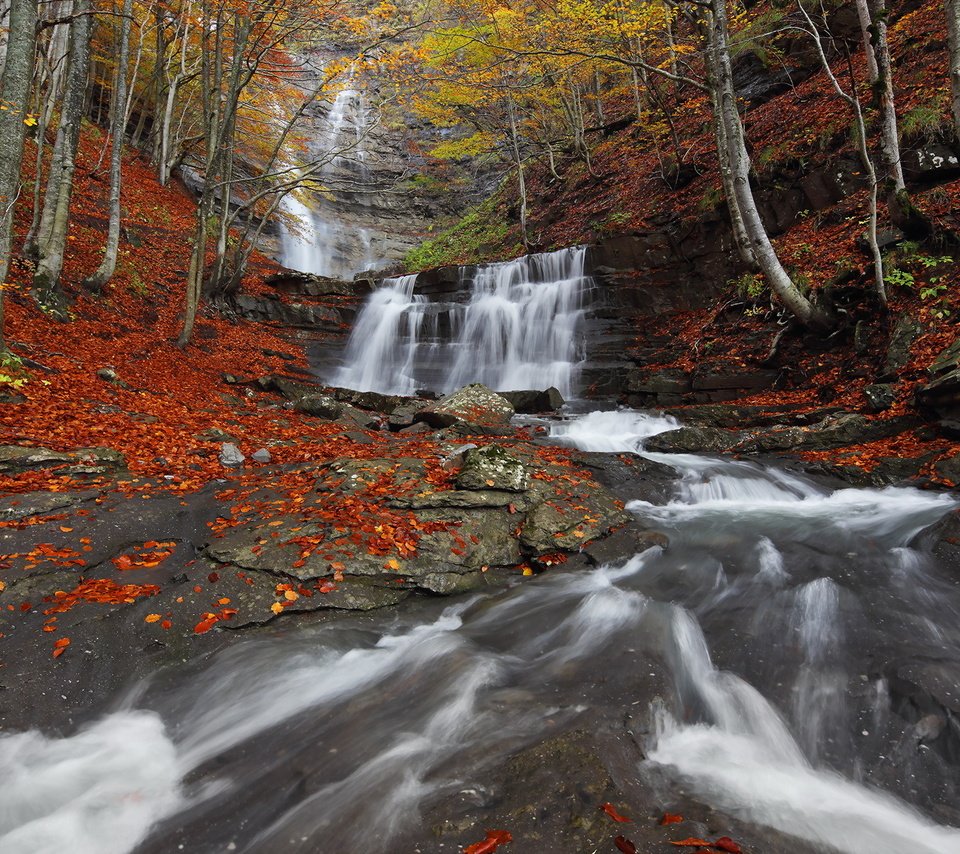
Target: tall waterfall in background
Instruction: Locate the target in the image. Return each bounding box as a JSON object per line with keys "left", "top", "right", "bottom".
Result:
{"left": 332, "top": 247, "right": 592, "bottom": 397}
{"left": 279, "top": 78, "right": 376, "bottom": 279}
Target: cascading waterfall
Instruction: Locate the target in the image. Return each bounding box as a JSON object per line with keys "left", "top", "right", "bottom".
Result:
{"left": 331, "top": 246, "right": 593, "bottom": 397}
{"left": 279, "top": 74, "right": 376, "bottom": 279}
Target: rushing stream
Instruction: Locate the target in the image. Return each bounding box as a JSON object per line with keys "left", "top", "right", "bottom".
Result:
{"left": 2, "top": 411, "right": 960, "bottom": 854}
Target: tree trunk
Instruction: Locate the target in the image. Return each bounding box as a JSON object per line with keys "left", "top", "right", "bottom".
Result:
{"left": 948, "top": 0, "right": 960, "bottom": 139}
{"left": 0, "top": 0, "right": 38, "bottom": 352}
{"left": 866, "top": 0, "right": 931, "bottom": 237}
{"left": 707, "top": 0, "right": 832, "bottom": 329}
{"left": 84, "top": 0, "right": 133, "bottom": 293}
{"left": 507, "top": 97, "right": 529, "bottom": 248}
{"left": 33, "top": 0, "right": 92, "bottom": 306}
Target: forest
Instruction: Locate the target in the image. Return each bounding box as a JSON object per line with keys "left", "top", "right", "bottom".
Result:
{"left": 1, "top": 1, "right": 960, "bottom": 853}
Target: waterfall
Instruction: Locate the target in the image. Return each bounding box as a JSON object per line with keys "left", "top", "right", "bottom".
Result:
{"left": 279, "top": 74, "right": 376, "bottom": 279}
{"left": 332, "top": 246, "right": 592, "bottom": 397}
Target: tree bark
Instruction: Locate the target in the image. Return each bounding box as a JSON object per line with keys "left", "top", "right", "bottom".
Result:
{"left": 948, "top": 0, "right": 960, "bottom": 139}
{"left": 707, "top": 0, "right": 832, "bottom": 329}
{"left": 32, "top": 0, "right": 92, "bottom": 305}
{"left": 84, "top": 0, "right": 133, "bottom": 293}
{"left": 0, "top": 0, "right": 38, "bottom": 352}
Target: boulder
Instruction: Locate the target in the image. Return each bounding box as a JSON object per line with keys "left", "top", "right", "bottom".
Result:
{"left": 0, "top": 445, "right": 126, "bottom": 476}
{"left": 882, "top": 314, "right": 922, "bottom": 379}
{"left": 497, "top": 387, "right": 565, "bottom": 413}
{"left": 219, "top": 442, "right": 245, "bottom": 467}
{"left": 902, "top": 144, "right": 960, "bottom": 184}
{"left": 916, "top": 339, "right": 960, "bottom": 420}
{"left": 415, "top": 384, "right": 515, "bottom": 431}
{"left": 864, "top": 383, "right": 897, "bottom": 413}
{"left": 455, "top": 445, "right": 529, "bottom": 492}
{"left": 644, "top": 425, "right": 742, "bottom": 454}
{"left": 294, "top": 394, "right": 381, "bottom": 429}
{"left": 251, "top": 448, "right": 272, "bottom": 464}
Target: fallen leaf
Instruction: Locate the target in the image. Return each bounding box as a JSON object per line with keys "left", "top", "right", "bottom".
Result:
{"left": 661, "top": 814, "right": 684, "bottom": 825}
{"left": 161, "top": 620, "right": 172, "bottom": 630}
{"left": 193, "top": 617, "right": 217, "bottom": 634}
{"left": 270, "top": 602, "right": 284, "bottom": 614}
{"left": 464, "top": 829, "right": 512, "bottom": 854}
{"left": 59, "top": 526, "right": 73, "bottom": 532}
{"left": 713, "top": 838, "right": 742, "bottom": 853}
{"left": 145, "top": 613, "right": 162, "bottom": 623}
{"left": 385, "top": 558, "right": 400, "bottom": 570}
{"left": 600, "top": 803, "right": 631, "bottom": 823}
{"left": 670, "top": 840, "right": 712, "bottom": 848}
{"left": 284, "top": 590, "right": 299, "bottom": 601}
{"left": 615, "top": 837, "right": 637, "bottom": 854}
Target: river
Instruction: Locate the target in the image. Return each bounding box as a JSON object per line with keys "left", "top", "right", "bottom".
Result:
{"left": 2, "top": 409, "right": 958, "bottom": 854}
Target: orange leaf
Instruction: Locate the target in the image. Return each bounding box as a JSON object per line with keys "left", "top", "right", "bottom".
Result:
{"left": 670, "top": 840, "right": 712, "bottom": 848}
{"left": 194, "top": 617, "right": 217, "bottom": 634}
{"left": 385, "top": 558, "right": 400, "bottom": 570}
{"left": 145, "top": 613, "right": 162, "bottom": 623}
{"left": 270, "top": 602, "right": 284, "bottom": 614}
{"left": 661, "top": 814, "right": 684, "bottom": 825}
{"left": 464, "top": 829, "right": 512, "bottom": 854}
{"left": 59, "top": 526, "right": 73, "bottom": 533}
{"left": 53, "top": 637, "right": 71, "bottom": 648}
{"left": 284, "top": 590, "right": 299, "bottom": 601}
{"left": 600, "top": 803, "right": 631, "bottom": 823}
{"left": 161, "top": 620, "right": 172, "bottom": 630}
{"left": 52, "top": 647, "right": 66, "bottom": 659}
{"left": 713, "top": 838, "right": 742, "bottom": 854}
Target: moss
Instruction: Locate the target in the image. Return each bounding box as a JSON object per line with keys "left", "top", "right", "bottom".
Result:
{"left": 403, "top": 193, "right": 522, "bottom": 271}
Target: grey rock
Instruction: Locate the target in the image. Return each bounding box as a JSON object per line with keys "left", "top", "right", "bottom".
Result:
{"left": 644, "top": 425, "right": 741, "bottom": 454}
{"left": 251, "top": 448, "right": 272, "bottom": 463}
{"left": 883, "top": 313, "right": 922, "bottom": 379}
{"left": 455, "top": 445, "right": 529, "bottom": 492}
{"left": 497, "top": 387, "right": 565, "bottom": 413}
{"left": 416, "top": 384, "right": 515, "bottom": 430}
{"left": 219, "top": 442, "right": 245, "bottom": 467}
{"left": 864, "top": 383, "right": 896, "bottom": 413}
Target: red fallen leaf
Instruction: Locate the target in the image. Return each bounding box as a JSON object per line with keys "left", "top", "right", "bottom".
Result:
{"left": 52, "top": 647, "right": 66, "bottom": 659}
{"left": 160, "top": 620, "right": 172, "bottom": 630}
{"left": 661, "top": 813, "right": 684, "bottom": 825}
{"left": 208, "top": 571, "right": 220, "bottom": 582}
{"left": 464, "top": 829, "right": 512, "bottom": 854}
{"left": 713, "top": 838, "right": 742, "bottom": 853}
{"left": 615, "top": 836, "right": 637, "bottom": 854}
{"left": 112, "top": 554, "right": 135, "bottom": 571}
{"left": 194, "top": 617, "right": 217, "bottom": 634}
{"left": 53, "top": 637, "right": 71, "bottom": 648}
{"left": 600, "top": 803, "right": 631, "bottom": 823}
{"left": 670, "top": 840, "right": 712, "bottom": 848}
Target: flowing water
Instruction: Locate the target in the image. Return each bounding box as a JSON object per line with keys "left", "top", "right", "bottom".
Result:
{"left": 331, "top": 247, "right": 593, "bottom": 397}
{"left": 279, "top": 78, "right": 376, "bottom": 279}
{"left": 3, "top": 411, "right": 960, "bottom": 854}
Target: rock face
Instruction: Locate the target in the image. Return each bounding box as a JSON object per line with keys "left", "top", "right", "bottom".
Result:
{"left": 416, "top": 384, "right": 515, "bottom": 432}
{"left": 497, "top": 387, "right": 565, "bottom": 413}
{"left": 917, "top": 339, "right": 960, "bottom": 424}
{"left": 0, "top": 445, "right": 126, "bottom": 478}
{"left": 204, "top": 448, "right": 636, "bottom": 604}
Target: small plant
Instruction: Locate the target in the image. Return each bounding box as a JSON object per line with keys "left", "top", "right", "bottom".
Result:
{"left": 0, "top": 352, "right": 28, "bottom": 390}
{"left": 883, "top": 267, "right": 915, "bottom": 289}
{"left": 901, "top": 96, "right": 950, "bottom": 144}
{"left": 732, "top": 272, "right": 766, "bottom": 300}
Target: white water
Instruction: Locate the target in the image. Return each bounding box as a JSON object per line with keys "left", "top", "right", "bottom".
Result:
{"left": 3, "top": 408, "right": 959, "bottom": 853}
{"left": 332, "top": 246, "right": 592, "bottom": 397}
{"left": 279, "top": 76, "right": 376, "bottom": 279}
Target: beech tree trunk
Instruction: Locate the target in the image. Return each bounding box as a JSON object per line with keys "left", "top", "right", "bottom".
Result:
{"left": 948, "top": 0, "right": 960, "bottom": 139}
{"left": 33, "top": 0, "right": 92, "bottom": 305}
{"left": 707, "top": 0, "right": 831, "bottom": 329}
{"left": 84, "top": 0, "right": 133, "bottom": 293}
{"left": 0, "top": 0, "right": 38, "bottom": 352}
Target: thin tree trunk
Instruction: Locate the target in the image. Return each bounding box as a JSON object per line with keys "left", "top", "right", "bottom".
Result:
{"left": 0, "top": 0, "right": 38, "bottom": 352}
{"left": 856, "top": 0, "right": 879, "bottom": 80}
{"left": 708, "top": 0, "right": 831, "bottom": 328}
{"left": 84, "top": 0, "right": 133, "bottom": 292}
{"left": 948, "top": 0, "right": 960, "bottom": 138}
{"left": 33, "top": 0, "right": 92, "bottom": 305}
{"left": 507, "top": 97, "right": 529, "bottom": 249}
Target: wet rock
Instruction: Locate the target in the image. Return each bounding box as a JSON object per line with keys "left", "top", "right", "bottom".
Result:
{"left": 497, "top": 387, "right": 565, "bottom": 413}
{"left": 96, "top": 366, "right": 121, "bottom": 384}
{"left": 626, "top": 367, "right": 691, "bottom": 396}
{"left": 882, "top": 313, "right": 922, "bottom": 379}
{"left": 416, "top": 384, "right": 515, "bottom": 430}
{"left": 691, "top": 367, "right": 779, "bottom": 392}
{"left": 573, "top": 451, "right": 677, "bottom": 505}
{"left": 934, "top": 454, "right": 960, "bottom": 487}
{"left": 0, "top": 490, "right": 97, "bottom": 521}
{"left": 251, "top": 448, "right": 272, "bottom": 464}
{"left": 327, "top": 386, "right": 415, "bottom": 415}
{"left": 644, "top": 425, "right": 741, "bottom": 454}
{"left": 520, "top": 488, "right": 630, "bottom": 553}
{"left": 864, "top": 383, "right": 897, "bottom": 412}
{"left": 582, "top": 523, "right": 669, "bottom": 567}
{"left": 917, "top": 339, "right": 960, "bottom": 421}
{"left": 455, "top": 445, "right": 529, "bottom": 492}
{"left": 0, "top": 445, "right": 126, "bottom": 476}
{"left": 295, "top": 393, "right": 380, "bottom": 429}
{"left": 219, "top": 442, "right": 245, "bottom": 467}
